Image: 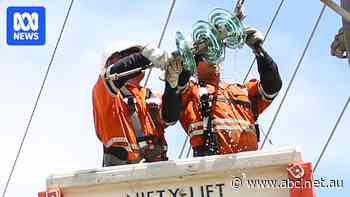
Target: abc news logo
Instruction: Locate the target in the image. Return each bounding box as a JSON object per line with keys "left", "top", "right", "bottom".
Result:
{"left": 7, "top": 7, "right": 46, "bottom": 45}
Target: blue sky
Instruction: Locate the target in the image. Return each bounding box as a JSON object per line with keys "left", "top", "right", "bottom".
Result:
{"left": 0, "top": 0, "right": 349, "bottom": 196}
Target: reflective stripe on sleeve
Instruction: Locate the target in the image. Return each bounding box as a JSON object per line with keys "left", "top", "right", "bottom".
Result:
{"left": 258, "top": 82, "right": 279, "bottom": 101}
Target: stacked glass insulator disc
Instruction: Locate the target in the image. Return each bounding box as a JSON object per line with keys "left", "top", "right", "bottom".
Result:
{"left": 175, "top": 8, "right": 246, "bottom": 75}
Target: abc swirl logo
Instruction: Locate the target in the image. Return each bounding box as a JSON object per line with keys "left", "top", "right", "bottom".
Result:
{"left": 7, "top": 6, "right": 46, "bottom": 45}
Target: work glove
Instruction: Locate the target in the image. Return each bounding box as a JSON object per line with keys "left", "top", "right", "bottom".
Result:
{"left": 331, "top": 28, "right": 348, "bottom": 59}
{"left": 165, "top": 54, "right": 184, "bottom": 88}
{"left": 245, "top": 27, "right": 264, "bottom": 52}
{"left": 141, "top": 44, "right": 170, "bottom": 70}
{"left": 141, "top": 44, "right": 184, "bottom": 88}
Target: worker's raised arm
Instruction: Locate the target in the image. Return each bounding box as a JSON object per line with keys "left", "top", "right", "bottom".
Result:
{"left": 256, "top": 48, "right": 282, "bottom": 100}
{"left": 245, "top": 27, "right": 282, "bottom": 101}
{"left": 101, "top": 53, "right": 151, "bottom": 96}
{"left": 162, "top": 68, "right": 192, "bottom": 125}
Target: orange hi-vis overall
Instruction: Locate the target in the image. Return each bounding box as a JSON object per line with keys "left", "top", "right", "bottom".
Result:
{"left": 180, "top": 79, "right": 272, "bottom": 154}
{"left": 92, "top": 77, "right": 167, "bottom": 161}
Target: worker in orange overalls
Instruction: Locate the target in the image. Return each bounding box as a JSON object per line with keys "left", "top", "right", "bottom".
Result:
{"left": 163, "top": 27, "right": 283, "bottom": 157}
{"left": 92, "top": 40, "right": 182, "bottom": 166}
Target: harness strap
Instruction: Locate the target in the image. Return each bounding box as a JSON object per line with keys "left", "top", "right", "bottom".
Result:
{"left": 120, "top": 86, "right": 147, "bottom": 149}
{"left": 120, "top": 86, "right": 166, "bottom": 161}
{"left": 145, "top": 90, "right": 168, "bottom": 161}
{"left": 145, "top": 89, "right": 160, "bottom": 131}
{"left": 198, "top": 81, "right": 219, "bottom": 155}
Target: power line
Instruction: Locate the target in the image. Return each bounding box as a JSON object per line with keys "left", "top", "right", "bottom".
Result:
{"left": 138, "top": 0, "right": 183, "bottom": 160}
{"left": 185, "top": 141, "right": 192, "bottom": 158}
{"left": 177, "top": 135, "right": 189, "bottom": 159}
{"left": 313, "top": 22, "right": 350, "bottom": 171}
{"left": 261, "top": 5, "right": 327, "bottom": 149}
{"left": 260, "top": 126, "right": 274, "bottom": 145}
{"left": 232, "top": 49, "right": 239, "bottom": 78}
{"left": 143, "top": 0, "right": 177, "bottom": 87}
{"left": 242, "top": 0, "right": 286, "bottom": 83}
{"left": 1, "top": 1, "right": 75, "bottom": 197}
{"left": 239, "top": 0, "right": 286, "bottom": 146}
{"left": 313, "top": 96, "right": 349, "bottom": 172}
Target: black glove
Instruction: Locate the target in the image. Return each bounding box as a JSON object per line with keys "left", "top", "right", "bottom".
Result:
{"left": 105, "top": 53, "right": 151, "bottom": 88}
{"left": 109, "top": 52, "right": 151, "bottom": 75}
{"left": 245, "top": 27, "right": 264, "bottom": 54}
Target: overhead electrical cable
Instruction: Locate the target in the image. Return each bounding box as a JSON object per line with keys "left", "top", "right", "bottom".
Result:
{"left": 1, "top": 1, "right": 75, "bottom": 197}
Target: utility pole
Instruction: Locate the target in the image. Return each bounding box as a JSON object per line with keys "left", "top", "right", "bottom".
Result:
{"left": 322, "top": 0, "right": 350, "bottom": 65}
{"left": 321, "top": 0, "right": 350, "bottom": 23}
{"left": 341, "top": 0, "right": 350, "bottom": 65}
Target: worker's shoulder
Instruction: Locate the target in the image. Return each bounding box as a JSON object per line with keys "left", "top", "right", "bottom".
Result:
{"left": 225, "top": 78, "right": 260, "bottom": 89}
{"left": 220, "top": 80, "right": 244, "bottom": 89}
{"left": 220, "top": 80, "right": 259, "bottom": 96}
{"left": 93, "top": 76, "right": 119, "bottom": 99}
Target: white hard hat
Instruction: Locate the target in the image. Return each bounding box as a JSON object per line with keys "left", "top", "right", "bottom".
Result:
{"left": 100, "top": 40, "right": 140, "bottom": 68}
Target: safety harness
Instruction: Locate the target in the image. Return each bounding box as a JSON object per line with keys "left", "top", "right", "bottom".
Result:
{"left": 196, "top": 82, "right": 260, "bottom": 156}
{"left": 198, "top": 81, "right": 220, "bottom": 156}
{"left": 118, "top": 86, "right": 167, "bottom": 162}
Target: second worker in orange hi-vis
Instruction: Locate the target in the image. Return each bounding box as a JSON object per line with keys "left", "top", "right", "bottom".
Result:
{"left": 92, "top": 40, "right": 183, "bottom": 167}
{"left": 163, "top": 27, "right": 283, "bottom": 157}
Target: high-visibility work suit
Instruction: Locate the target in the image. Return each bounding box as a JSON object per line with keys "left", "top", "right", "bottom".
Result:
{"left": 180, "top": 79, "right": 272, "bottom": 155}
{"left": 92, "top": 41, "right": 168, "bottom": 166}
{"left": 93, "top": 79, "right": 167, "bottom": 164}
{"left": 164, "top": 49, "right": 282, "bottom": 157}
